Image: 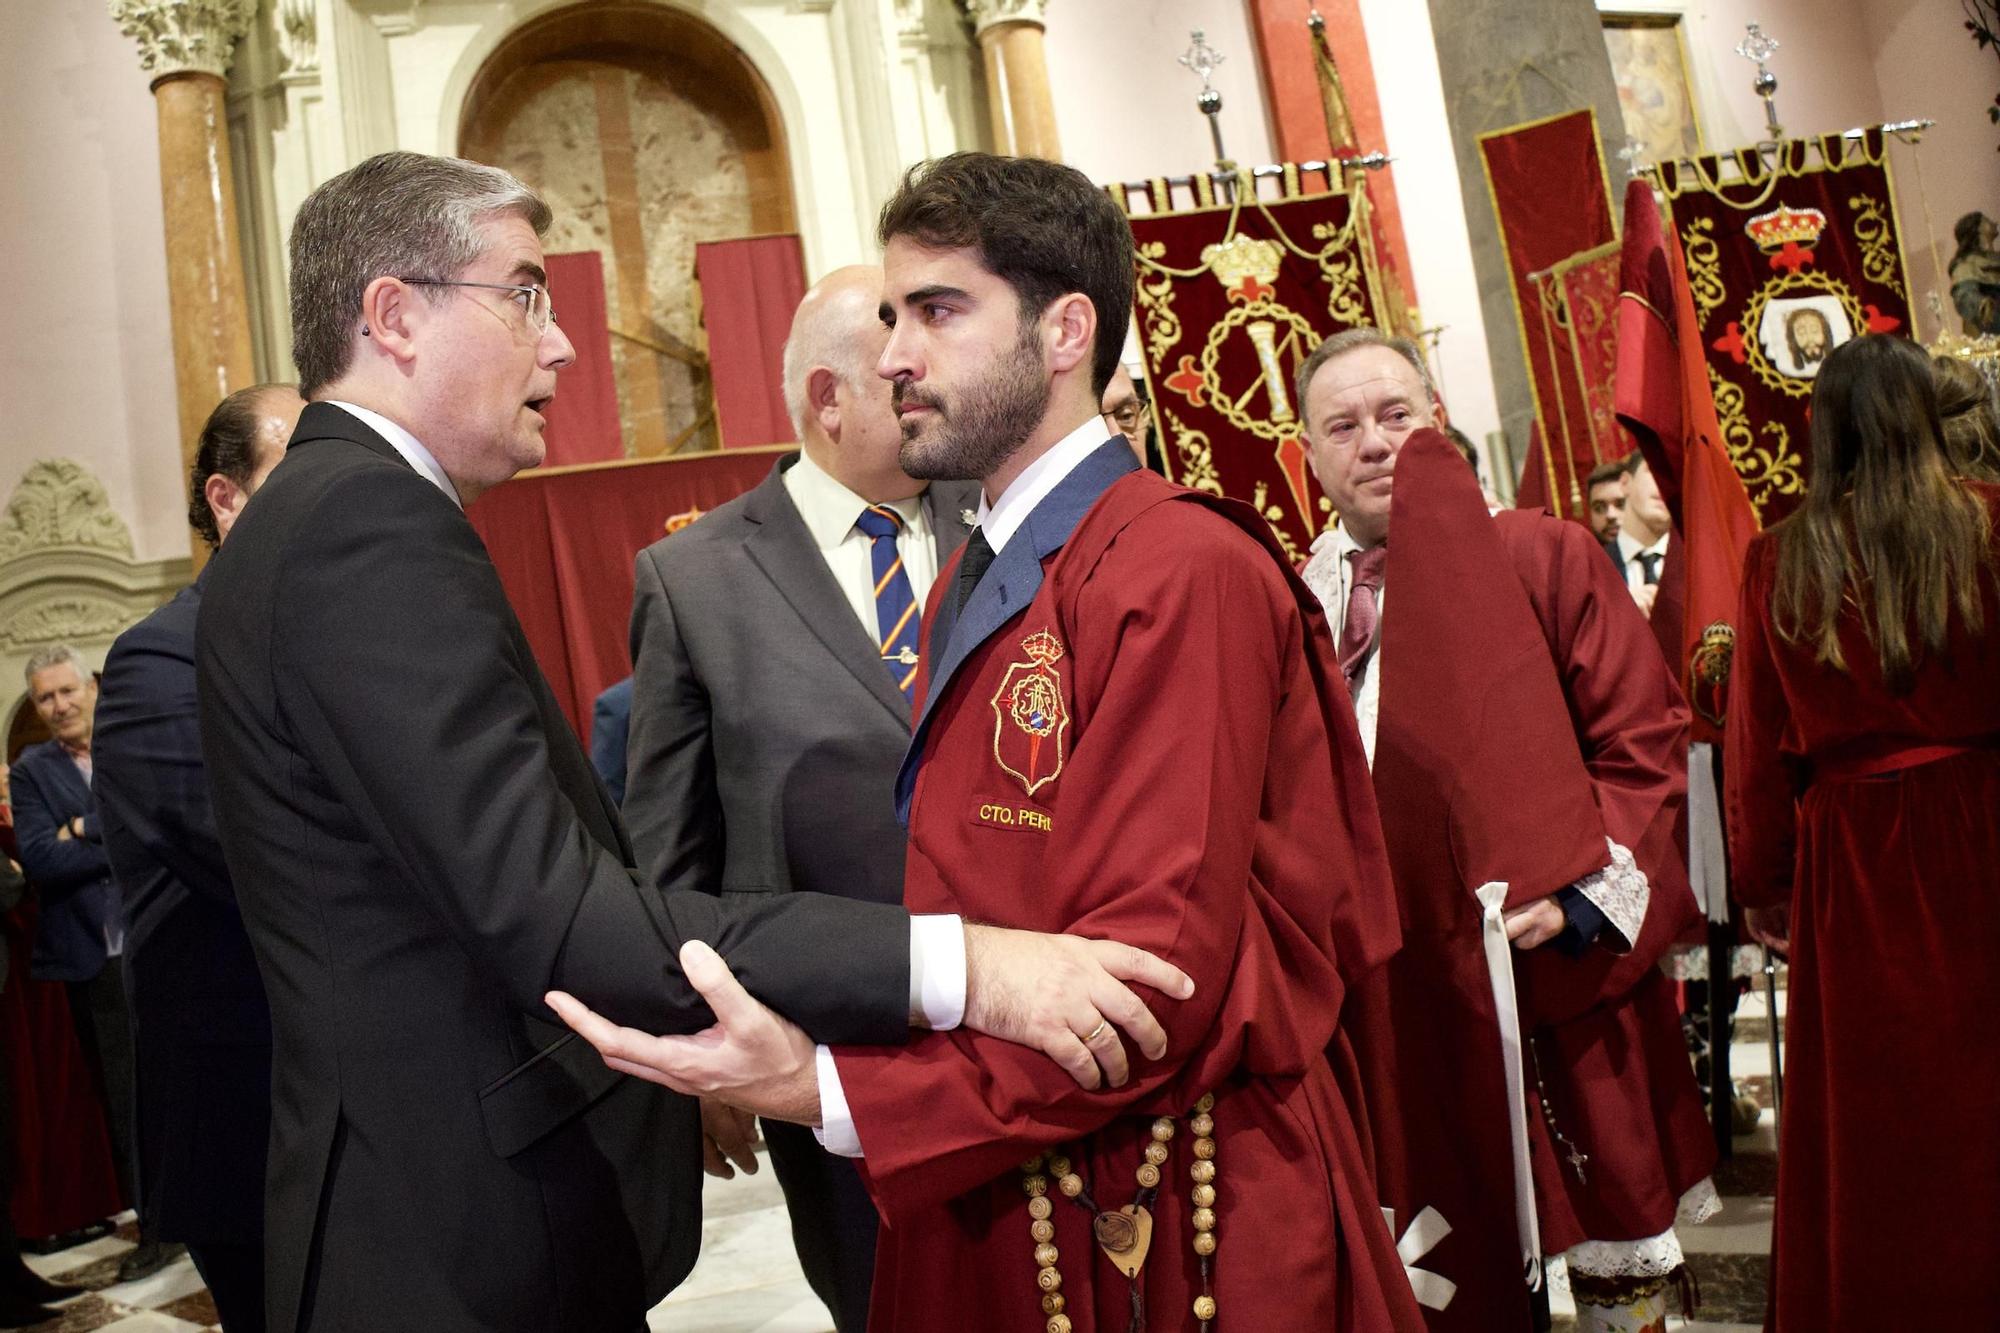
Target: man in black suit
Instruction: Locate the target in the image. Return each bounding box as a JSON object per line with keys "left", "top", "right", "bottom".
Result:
{"left": 626, "top": 265, "right": 980, "bottom": 1331}
{"left": 196, "top": 151, "right": 1187, "bottom": 1333}
{"left": 93, "top": 382, "right": 305, "bottom": 1331}
{"left": 9, "top": 645, "right": 156, "bottom": 1275}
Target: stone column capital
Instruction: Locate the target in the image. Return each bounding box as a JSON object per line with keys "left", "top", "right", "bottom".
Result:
{"left": 964, "top": 0, "right": 1049, "bottom": 37}
{"left": 109, "top": 0, "right": 256, "bottom": 82}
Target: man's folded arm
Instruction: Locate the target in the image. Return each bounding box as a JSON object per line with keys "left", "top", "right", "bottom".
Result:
{"left": 277, "top": 468, "right": 913, "bottom": 1044}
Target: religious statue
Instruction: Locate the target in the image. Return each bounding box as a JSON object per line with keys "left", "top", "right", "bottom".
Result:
{"left": 1951, "top": 211, "right": 2000, "bottom": 337}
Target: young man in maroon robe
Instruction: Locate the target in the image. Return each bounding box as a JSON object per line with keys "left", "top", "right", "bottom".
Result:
{"left": 1296, "top": 328, "right": 1716, "bottom": 1332}
{"left": 552, "top": 155, "right": 1427, "bottom": 1332}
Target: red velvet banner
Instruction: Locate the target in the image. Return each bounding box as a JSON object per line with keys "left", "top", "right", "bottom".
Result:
{"left": 695, "top": 235, "right": 807, "bottom": 448}
{"left": 1656, "top": 129, "right": 1914, "bottom": 522}
{"left": 540, "top": 251, "right": 624, "bottom": 466}
{"left": 1124, "top": 170, "right": 1389, "bottom": 562}
{"left": 468, "top": 449, "right": 782, "bottom": 735}
{"left": 1477, "top": 109, "right": 1618, "bottom": 521}
{"left": 1555, "top": 242, "right": 1628, "bottom": 467}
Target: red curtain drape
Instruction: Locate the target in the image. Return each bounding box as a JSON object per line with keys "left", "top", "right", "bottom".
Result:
{"left": 540, "top": 251, "right": 624, "bottom": 467}
{"left": 467, "top": 450, "right": 782, "bottom": 736}
{"left": 694, "top": 235, "right": 806, "bottom": 448}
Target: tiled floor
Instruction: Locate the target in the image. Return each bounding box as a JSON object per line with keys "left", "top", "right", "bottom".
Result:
{"left": 17, "top": 972, "right": 1785, "bottom": 1332}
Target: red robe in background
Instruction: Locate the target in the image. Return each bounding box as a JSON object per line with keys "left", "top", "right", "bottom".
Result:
{"left": 836, "top": 443, "right": 1424, "bottom": 1332}
{"left": 1335, "top": 432, "right": 1713, "bottom": 1330}
{"left": 1725, "top": 486, "right": 2000, "bottom": 1330}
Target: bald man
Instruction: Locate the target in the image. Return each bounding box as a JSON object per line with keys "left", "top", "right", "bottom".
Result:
{"left": 622, "top": 266, "right": 981, "bottom": 1330}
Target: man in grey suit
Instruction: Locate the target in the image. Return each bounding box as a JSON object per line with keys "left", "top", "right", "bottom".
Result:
{"left": 624, "top": 265, "right": 978, "bottom": 1331}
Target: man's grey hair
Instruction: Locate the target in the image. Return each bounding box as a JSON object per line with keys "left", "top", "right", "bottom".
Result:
{"left": 289, "top": 151, "right": 552, "bottom": 397}
{"left": 780, "top": 286, "right": 876, "bottom": 440}
{"left": 1294, "top": 327, "right": 1439, "bottom": 433}
{"left": 24, "top": 644, "right": 89, "bottom": 687}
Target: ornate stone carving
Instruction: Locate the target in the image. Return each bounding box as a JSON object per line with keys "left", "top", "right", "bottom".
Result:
{"left": 109, "top": 0, "right": 256, "bottom": 80}
{"left": 0, "top": 596, "right": 137, "bottom": 653}
{"left": 277, "top": 0, "right": 318, "bottom": 75}
{"left": 963, "top": 0, "right": 1049, "bottom": 35}
{"left": 0, "top": 462, "right": 135, "bottom": 562}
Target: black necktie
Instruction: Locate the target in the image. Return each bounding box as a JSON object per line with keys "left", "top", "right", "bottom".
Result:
{"left": 956, "top": 527, "right": 996, "bottom": 616}
{"left": 1637, "top": 551, "right": 1662, "bottom": 586}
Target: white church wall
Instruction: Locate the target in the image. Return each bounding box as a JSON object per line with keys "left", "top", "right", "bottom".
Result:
{"left": 0, "top": 0, "right": 186, "bottom": 565}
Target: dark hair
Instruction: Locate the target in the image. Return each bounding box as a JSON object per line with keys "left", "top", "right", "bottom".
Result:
{"left": 289, "top": 152, "right": 551, "bottom": 396}
{"left": 1934, "top": 355, "right": 2000, "bottom": 483}
{"left": 1619, "top": 448, "right": 1646, "bottom": 478}
{"left": 1443, "top": 424, "right": 1481, "bottom": 482}
{"left": 876, "top": 153, "right": 1134, "bottom": 396}
{"left": 1586, "top": 459, "right": 1626, "bottom": 489}
{"left": 189, "top": 384, "right": 294, "bottom": 548}
{"left": 1772, "top": 335, "right": 1995, "bottom": 691}
{"left": 1954, "top": 211, "right": 1993, "bottom": 267}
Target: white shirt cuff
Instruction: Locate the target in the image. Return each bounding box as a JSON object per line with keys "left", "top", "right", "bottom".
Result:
{"left": 909, "top": 913, "right": 966, "bottom": 1030}
{"left": 812, "top": 1044, "right": 864, "bottom": 1157}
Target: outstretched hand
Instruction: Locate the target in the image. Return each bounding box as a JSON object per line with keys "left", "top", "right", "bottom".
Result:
{"left": 546, "top": 939, "right": 820, "bottom": 1126}
{"left": 961, "top": 924, "right": 1195, "bottom": 1092}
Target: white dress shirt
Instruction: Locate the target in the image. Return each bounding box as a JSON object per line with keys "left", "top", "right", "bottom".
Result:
{"left": 326, "top": 401, "right": 462, "bottom": 506}
{"left": 1615, "top": 527, "right": 1671, "bottom": 595}
{"left": 782, "top": 450, "right": 939, "bottom": 642}
{"left": 975, "top": 416, "right": 1117, "bottom": 554}
{"left": 1298, "top": 521, "right": 1385, "bottom": 764}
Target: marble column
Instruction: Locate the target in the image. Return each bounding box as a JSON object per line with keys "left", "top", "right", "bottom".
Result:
{"left": 1423, "top": 0, "right": 1626, "bottom": 464}
{"left": 967, "top": 0, "right": 1060, "bottom": 161}
{"left": 110, "top": 0, "right": 259, "bottom": 563}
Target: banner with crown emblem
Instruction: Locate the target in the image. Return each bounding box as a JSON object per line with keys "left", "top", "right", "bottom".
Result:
{"left": 1119, "top": 167, "right": 1390, "bottom": 563}
{"left": 1656, "top": 128, "right": 1914, "bottom": 521}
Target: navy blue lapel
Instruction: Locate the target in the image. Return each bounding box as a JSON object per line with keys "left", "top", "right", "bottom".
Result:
{"left": 895, "top": 439, "right": 1137, "bottom": 822}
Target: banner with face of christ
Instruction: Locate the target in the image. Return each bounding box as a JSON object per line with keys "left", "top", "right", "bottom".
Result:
{"left": 1655, "top": 128, "right": 1915, "bottom": 521}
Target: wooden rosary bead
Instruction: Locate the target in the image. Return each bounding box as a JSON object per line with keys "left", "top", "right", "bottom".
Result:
{"left": 1135, "top": 1163, "right": 1161, "bottom": 1189}
{"left": 1037, "top": 1266, "right": 1062, "bottom": 1293}
{"left": 1057, "top": 1173, "right": 1084, "bottom": 1198}
{"left": 1143, "top": 1142, "right": 1170, "bottom": 1166}
{"left": 1194, "top": 1093, "right": 1216, "bottom": 1114}
{"left": 1024, "top": 1174, "right": 1049, "bottom": 1197}
{"left": 1028, "top": 1196, "right": 1053, "bottom": 1221}
{"left": 1192, "top": 1137, "right": 1216, "bottom": 1161}
{"left": 1191, "top": 1183, "right": 1215, "bottom": 1208}
{"left": 1034, "top": 1242, "right": 1060, "bottom": 1268}
{"left": 1031, "top": 1218, "right": 1055, "bottom": 1243}
{"left": 1047, "top": 1316, "right": 1073, "bottom": 1333}
{"left": 1040, "top": 1292, "right": 1065, "bottom": 1316}
{"left": 1151, "top": 1117, "right": 1176, "bottom": 1142}
{"left": 1194, "top": 1294, "right": 1217, "bottom": 1321}
{"left": 1191, "top": 1207, "right": 1216, "bottom": 1233}
{"left": 1189, "top": 1113, "right": 1215, "bottom": 1138}
{"left": 1193, "top": 1231, "right": 1217, "bottom": 1256}
{"left": 1048, "top": 1156, "right": 1072, "bottom": 1178}
{"left": 1190, "top": 1160, "right": 1215, "bottom": 1184}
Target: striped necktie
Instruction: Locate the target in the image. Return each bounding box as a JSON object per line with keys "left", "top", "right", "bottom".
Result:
{"left": 854, "top": 504, "right": 923, "bottom": 701}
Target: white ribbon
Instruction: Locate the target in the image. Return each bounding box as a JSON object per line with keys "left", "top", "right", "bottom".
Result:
{"left": 1475, "top": 881, "right": 1544, "bottom": 1291}
{"left": 1381, "top": 1205, "right": 1458, "bottom": 1311}
{"left": 1687, "top": 740, "right": 1731, "bottom": 924}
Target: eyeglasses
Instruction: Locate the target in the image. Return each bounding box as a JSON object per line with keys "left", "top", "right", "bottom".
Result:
{"left": 1104, "top": 400, "right": 1151, "bottom": 433}
{"left": 398, "top": 278, "right": 557, "bottom": 333}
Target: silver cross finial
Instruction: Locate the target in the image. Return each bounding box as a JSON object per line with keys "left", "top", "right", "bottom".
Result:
{"left": 1735, "top": 22, "right": 1783, "bottom": 140}
{"left": 1735, "top": 22, "right": 1779, "bottom": 65}
{"left": 1178, "top": 29, "right": 1225, "bottom": 93}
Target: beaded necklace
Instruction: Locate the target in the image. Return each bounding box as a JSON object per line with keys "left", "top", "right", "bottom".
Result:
{"left": 1018, "top": 1092, "right": 1219, "bottom": 1333}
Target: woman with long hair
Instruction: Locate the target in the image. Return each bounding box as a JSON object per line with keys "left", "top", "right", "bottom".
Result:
{"left": 1933, "top": 353, "right": 2000, "bottom": 482}
{"left": 1727, "top": 334, "right": 2000, "bottom": 1329}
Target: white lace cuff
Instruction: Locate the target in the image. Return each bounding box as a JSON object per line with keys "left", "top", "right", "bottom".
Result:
{"left": 1572, "top": 838, "right": 1649, "bottom": 955}
{"left": 1558, "top": 1178, "right": 1719, "bottom": 1280}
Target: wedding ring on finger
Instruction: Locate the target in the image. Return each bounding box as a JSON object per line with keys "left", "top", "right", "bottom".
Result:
{"left": 1081, "top": 1019, "right": 1110, "bottom": 1045}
